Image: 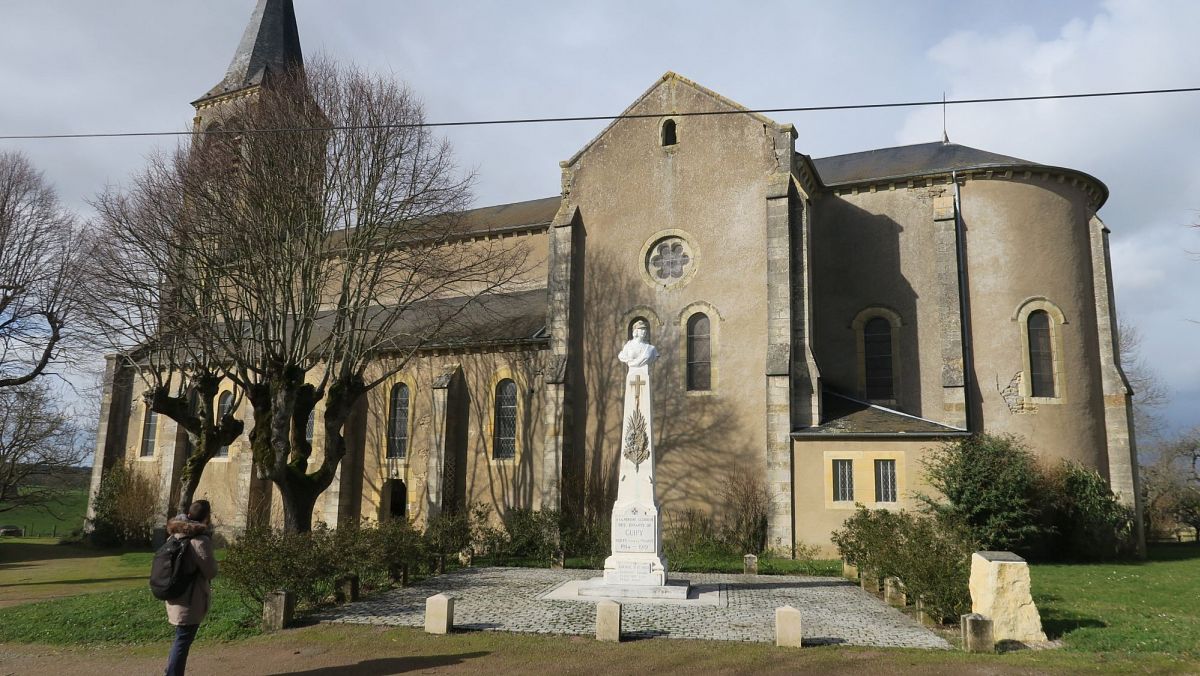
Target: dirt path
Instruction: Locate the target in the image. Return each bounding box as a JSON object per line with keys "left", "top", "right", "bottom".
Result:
{"left": 0, "top": 624, "right": 1107, "bottom": 675}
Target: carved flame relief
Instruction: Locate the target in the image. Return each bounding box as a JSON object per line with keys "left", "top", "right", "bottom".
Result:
{"left": 622, "top": 409, "right": 649, "bottom": 471}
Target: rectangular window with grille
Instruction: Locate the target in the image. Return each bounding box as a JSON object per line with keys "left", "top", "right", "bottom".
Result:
{"left": 875, "top": 459, "right": 898, "bottom": 503}
{"left": 832, "top": 459, "right": 854, "bottom": 502}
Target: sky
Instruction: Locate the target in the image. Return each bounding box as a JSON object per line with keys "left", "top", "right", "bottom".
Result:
{"left": 1, "top": 0, "right": 1197, "bottom": 440}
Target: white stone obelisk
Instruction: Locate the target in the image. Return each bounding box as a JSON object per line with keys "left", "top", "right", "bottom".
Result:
{"left": 604, "top": 321, "right": 670, "bottom": 586}
{"left": 577, "top": 320, "right": 688, "bottom": 599}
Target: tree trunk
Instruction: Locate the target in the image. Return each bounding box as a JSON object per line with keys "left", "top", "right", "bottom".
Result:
{"left": 279, "top": 472, "right": 321, "bottom": 533}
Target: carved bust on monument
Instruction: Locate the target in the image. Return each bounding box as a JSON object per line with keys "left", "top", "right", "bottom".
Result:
{"left": 618, "top": 320, "right": 659, "bottom": 368}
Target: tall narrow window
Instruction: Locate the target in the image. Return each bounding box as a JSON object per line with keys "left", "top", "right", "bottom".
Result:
{"left": 493, "top": 379, "right": 518, "bottom": 459}
{"left": 833, "top": 459, "right": 854, "bottom": 502}
{"left": 1028, "top": 310, "right": 1055, "bottom": 397}
{"left": 863, "top": 317, "right": 894, "bottom": 401}
{"left": 140, "top": 406, "right": 158, "bottom": 457}
{"left": 874, "top": 459, "right": 897, "bottom": 503}
{"left": 686, "top": 313, "right": 711, "bottom": 391}
{"left": 661, "top": 118, "right": 677, "bottom": 146}
{"left": 305, "top": 409, "right": 315, "bottom": 445}
{"left": 216, "top": 391, "right": 233, "bottom": 458}
{"left": 387, "top": 383, "right": 410, "bottom": 459}
{"left": 183, "top": 389, "right": 199, "bottom": 457}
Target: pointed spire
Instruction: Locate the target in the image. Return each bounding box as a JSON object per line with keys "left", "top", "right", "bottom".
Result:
{"left": 194, "top": 0, "right": 303, "bottom": 105}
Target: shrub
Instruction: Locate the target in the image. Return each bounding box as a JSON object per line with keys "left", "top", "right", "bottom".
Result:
{"left": 919, "top": 434, "right": 1045, "bottom": 555}
{"left": 502, "top": 508, "right": 560, "bottom": 561}
{"left": 663, "top": 508, "right": 725, "bottom": 562}
{"left": 423, "top": 508, "right": 473, "bottom": 570}
{"left": 222, "top": 527, "right": 337, "bottom": 610}
{"left": 831, "top": 506, "right": 976, "bottom": 623}
{"left": 559, "top": 509, "right": 609, "bottom": 567}
{"left": 720, "top": 473, "right": 770, "bottom": 555}
{"left": 88, "top": 462, "right": 161, "bottom": 547}
{"left": 1039, "top": 461, "right": 1135, "bottom": 560}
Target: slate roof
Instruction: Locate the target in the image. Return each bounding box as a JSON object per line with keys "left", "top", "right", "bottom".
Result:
{"left": 456, "top": 196, "right": 560, "bottom": 236}
{"left": 811, "top": 141, "right": 1037, "bottom": 187}
{"left": 307, "top": 288, "right": 549, "bottom": 353}
{"left": 195, "top": 0, "right": 303, "bottom": 105}
{"left": 793, "top": 390, "right": 968, "bottom": 438}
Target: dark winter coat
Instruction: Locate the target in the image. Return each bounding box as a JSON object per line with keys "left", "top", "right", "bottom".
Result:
{"left": 164, "top": 517, "right": 218, "bottom": 626}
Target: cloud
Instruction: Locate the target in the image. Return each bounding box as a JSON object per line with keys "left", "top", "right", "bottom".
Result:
{"left": 897, "top": 0, "right": 1200, "bottom": 433}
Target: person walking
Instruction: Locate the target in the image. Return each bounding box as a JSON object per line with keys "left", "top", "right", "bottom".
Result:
{"left": 164, "top": 500, "right": 218, "bottom": 676}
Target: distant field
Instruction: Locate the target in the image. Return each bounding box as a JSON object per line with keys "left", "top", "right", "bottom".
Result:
{"left": 0, "top": 488, "right": 90, "bottom": 538}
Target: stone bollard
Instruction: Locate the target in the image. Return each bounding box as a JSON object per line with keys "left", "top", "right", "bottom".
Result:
{"left": 262, "top": 590, "right": 295, "bottom": 632}
{"left": 552, "top": 549, "right": 565, "bottom": 570}
{"left": 596, "top": 600, "right": 621, "bottom": 642}
{"left": 841, "top": 559, "right": 859, "bottom": 581}
{"left": 743, "top": 554, "right": 759, "bottom": 575}
{"left": 884, "top": 577, "right": 907, "bottom": 607}
{"left": 775, "top": 605, "right": 803, "bottom": 648}
{"left": 336, "top": 575, "right": 360, "bottom": 603}
{"left": 960, "top": 613, "right": 996, "bottom": 653}
{"left": 860, "top": 570, "right": 880, "bottom": 594}
{"left": 424, "top": 593, "right": 454, "bottom": 634}
{"left": 914, "top": 598, "right": 936, "bottom": 626}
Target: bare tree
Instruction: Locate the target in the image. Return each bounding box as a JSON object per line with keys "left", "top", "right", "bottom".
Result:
{"left": 0, "top": 151, "right": 81, "bottom": 389}
{"left": 92, "top": 59, "right": 527, "bottom": 531}
{"left": 1143, "top": 428, "right": 1200, "bottom": 542}
{"left": 86, "top": 150, "right": 245, "bottom": 514}
{"left": 1119, "top": 320, "right": 1168, "bottom": 442}
{"left": 0, "top": 381, "right": 88, "bottom": 514}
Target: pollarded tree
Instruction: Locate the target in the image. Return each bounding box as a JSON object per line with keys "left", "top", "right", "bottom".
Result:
{"left": 86, "top": 149, "right": 245, "bottom": 515}
{"left": 96, "top": 59, "right": 528, "bottom": 532}
{"left": 0, "top": 151, "right": 82, "bottom": 389}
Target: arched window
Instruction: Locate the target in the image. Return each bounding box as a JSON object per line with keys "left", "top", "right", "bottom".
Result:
{"left": 387, "top": 383, "right": 410, "bottom": 459}
{"left": 661, "top": 118, "right": 678, "bottom": 146}
{"left": 1027, "top": 310, "right": 1055, "bottom": 397}
{"left": 628, "top": 316, "right": 650, "bottom": 341}
{"left": 493, "top": 379, "right": 518, "bottom": 460}
{"left": 686, "top": 313, "right": 711, "bottom": 391}
{"left": 140, "top": 406, "right": 158, "bottom": 457}
{"left": 215, "top": 391, "right": 234, "bottom": 458}
{"left": 863, "top": 316, "right": 894, "bottom": 401}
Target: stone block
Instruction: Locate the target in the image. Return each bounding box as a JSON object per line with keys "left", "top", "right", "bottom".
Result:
{"left": 596, "top": 600, "right": 621, "bottom": 642}
{"left": 336, "top": 576, "right": 359, "bottom": 603}
{"left": 424, "top": 593, "right": 454, "bottom": 634}
{"left": 969, "top": 552, "right": 1047, "bottom": 643}
{"left": 552, "top": 549, "right": 565, "bottom": 570}
{"left": 842, "top": 559, "right": 858, "bottom": 581}
{"left": 884, "top": 577, "right": 907, "bottom": 607}
{"left": 775, "top": 605, "right": 803, "bottom": 648}
{"left": 743, "top": 554, "right": 758, "bottom": 575}
{"left": 860, "top": 570, "right": 880, "bottom": 593}
{"left": 262, "top": 590, "right": 294, "bottom": 632}
{"left": 914, "top": 598, "right": 935, "bottom": 626}
{"left": 960, "top": 613, "right": 995, "bottom": 653}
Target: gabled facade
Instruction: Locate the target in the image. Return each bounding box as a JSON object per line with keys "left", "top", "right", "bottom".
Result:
{"left": 88, "top": 1, "right": 1140, "bottom": 553}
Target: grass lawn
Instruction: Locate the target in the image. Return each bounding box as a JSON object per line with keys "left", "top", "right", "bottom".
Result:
{"left": 0, "top": 488, "right": 89, "bottom": 538}
{"left": 1031, "top": 543, "right": 1200, "bottom": 656}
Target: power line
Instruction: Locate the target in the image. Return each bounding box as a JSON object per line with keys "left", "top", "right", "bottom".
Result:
{"left": 2, "top": 85, "right": 1199, "bottom": 141}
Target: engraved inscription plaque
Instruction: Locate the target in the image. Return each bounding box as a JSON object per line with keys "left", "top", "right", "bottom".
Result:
{"left": 612, "top": 505, "right": 657, "bottom": 553}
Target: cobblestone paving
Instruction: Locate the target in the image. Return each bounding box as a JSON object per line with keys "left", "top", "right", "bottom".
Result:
{"left": 319, "top": 568, "right": 950, "bottom": 648}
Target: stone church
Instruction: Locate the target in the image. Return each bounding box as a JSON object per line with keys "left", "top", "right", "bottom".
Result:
{"left": 88, "top": 0, "right": 1140, "bottom": 553}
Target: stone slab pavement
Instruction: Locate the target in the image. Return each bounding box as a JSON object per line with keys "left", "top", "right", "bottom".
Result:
{"left": 318, "top": 567, "right": 950, "bottom": 649}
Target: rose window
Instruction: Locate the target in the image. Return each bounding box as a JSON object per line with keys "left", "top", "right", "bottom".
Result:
{"left": 649, "top": 239, "right": 691, "bottom": 280}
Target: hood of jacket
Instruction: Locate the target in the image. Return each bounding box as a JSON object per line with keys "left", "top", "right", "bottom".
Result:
{"left": 167, "top": 516, "right": 210, "bottom": 538}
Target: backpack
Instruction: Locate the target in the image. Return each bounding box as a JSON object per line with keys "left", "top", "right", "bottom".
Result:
{"left": 149, "top": 535, "right": 197, "bottom": 601}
